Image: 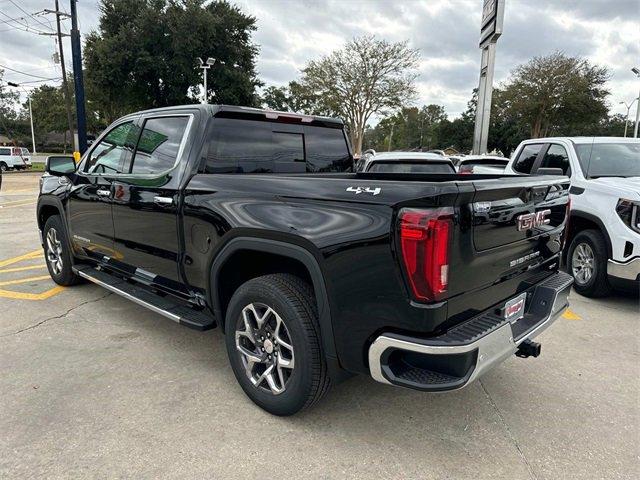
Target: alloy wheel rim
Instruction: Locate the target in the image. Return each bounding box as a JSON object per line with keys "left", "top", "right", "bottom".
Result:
{"left": 46, "top": 228, "right": 64, "bottom": 275}
{"left": 235, "top": 302, "right": 295, "bottom": 395}
{"left": 572, "top": 242, "right": 595, "bottom": 285}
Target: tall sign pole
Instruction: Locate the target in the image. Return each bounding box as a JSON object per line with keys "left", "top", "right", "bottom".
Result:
{"left": 472, "top": 0, "right": 505, "bottom": 154}
{"left": 70, "top": 0, "right": 87, "bottom": 155}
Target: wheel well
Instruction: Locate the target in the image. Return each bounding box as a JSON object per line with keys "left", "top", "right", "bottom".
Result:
{"left": 38, "top": 205, "right": 61, "bottom": 231}
{"left": 565, "top": 214, "right": 611, "bottom": 260}
{"left": 216, "top": 250, "right": 314, "bottom": 328}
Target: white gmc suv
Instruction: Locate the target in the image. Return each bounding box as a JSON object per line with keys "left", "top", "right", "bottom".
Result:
{"left": 506, "top": 137, "right": 640, "bottom": 297}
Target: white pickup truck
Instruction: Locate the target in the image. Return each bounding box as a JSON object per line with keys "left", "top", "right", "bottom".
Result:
{"left": 506, "top": 137, "right": 640, "bottom": 297}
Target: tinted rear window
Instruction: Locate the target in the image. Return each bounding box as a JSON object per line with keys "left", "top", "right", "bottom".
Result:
{"left": 513, "top": 144, "right": 542, "bottom": 174}
{"left": 367, "top": 162, "right": 454, "bottom": 174}
{"left": 204, "top": 118, "right": 351, "bottom": 174}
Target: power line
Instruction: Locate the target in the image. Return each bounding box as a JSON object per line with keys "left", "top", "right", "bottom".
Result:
{"left": 0, "top": 11, "right": 52, "bottom": 35}
{"left": 8, "top": 0, "right": 54, "bottom": 32}
{"left": 0, "top": 64, "right": 56, "bottom": 80}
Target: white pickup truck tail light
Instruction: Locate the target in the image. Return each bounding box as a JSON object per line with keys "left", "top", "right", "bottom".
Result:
{"left": 398, "top": 207, "right": 453, "bottom": 302}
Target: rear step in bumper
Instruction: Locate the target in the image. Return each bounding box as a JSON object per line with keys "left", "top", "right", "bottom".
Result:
{"left": 368, "top": 271, "right": 573, "bottom": 392}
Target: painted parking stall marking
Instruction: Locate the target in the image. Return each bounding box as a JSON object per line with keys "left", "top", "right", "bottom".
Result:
{"left": 0, "top": 249, "right": 65, "bottom": 301}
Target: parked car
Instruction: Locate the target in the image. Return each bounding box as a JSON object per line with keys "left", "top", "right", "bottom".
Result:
{"left": 38, "top": 104, "right": 572, "bottom": 415}
{"left": 0, "top": 146, "right": 31, "bottom": 171}
{"left": 506, "top": 137, "right": 640, "bottom": 297}
{"left": 360, "top": 151, "right": 456, "bottom": 174}
{"left": 457, "top": 155, "right": 509, "bottom": 174}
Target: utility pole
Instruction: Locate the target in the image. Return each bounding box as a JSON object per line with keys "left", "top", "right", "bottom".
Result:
{"left": 51, "top": 0, "right": 74, "bottom": 154}
{"left": 388, "top": 124, "right": 394, "bottom": 152}
{"left": 70, "top": 0, "right": 87, "bottom": 155}
{"left": 472, "top": 0, "right": 505, "bottom": 155}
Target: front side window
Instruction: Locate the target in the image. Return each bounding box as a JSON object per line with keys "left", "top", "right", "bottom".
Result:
{"left": 540, "top": 144, "right": 570, "bottom": 175}
{"left": 130, "top": 116, "right": 189, "bottom": 174}
{"left": 85, "top": 121, "right": 137, "bottom": 174}
{"left": 512, "top": 144, "right": 542, "bottom": 174}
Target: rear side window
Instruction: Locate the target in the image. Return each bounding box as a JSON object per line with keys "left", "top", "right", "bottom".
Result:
{"left": 130, "top": 116, "right": 189, "bottom": 174}
{"left": 0, "top": 148, "right": 9, "bottom": 156}
{"left": 513, "top": 144, "right": 542, "bottom": 174}
{"left": 540, "top": 144, "right": 570, "bottom": 175}
{"left": 304, "top": 126, "right": 351, "bottom": 172}
{"left": 204, "top": 118, "right": 351, "bottom": 174}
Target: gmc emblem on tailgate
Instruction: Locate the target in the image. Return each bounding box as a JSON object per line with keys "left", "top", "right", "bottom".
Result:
{"left": 516, "top": 209, "right": 551, "bottom": 231}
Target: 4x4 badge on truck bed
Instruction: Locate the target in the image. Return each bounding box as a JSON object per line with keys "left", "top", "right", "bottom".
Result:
{"left": 346, "top": 186, "right": 381, "bottom": 196}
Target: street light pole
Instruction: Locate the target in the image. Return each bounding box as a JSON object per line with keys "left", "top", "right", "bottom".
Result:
{"left": 198, "top": 57, "right": 223, "bottom": 104}
{"left": 7, "top": 82, "right": 36, "bottom": 154}
{"left": 619, "top": 99, "right": 637, "bottom": 137}
{"left": 632, "top": 67, "right": 640, "bottom": 138}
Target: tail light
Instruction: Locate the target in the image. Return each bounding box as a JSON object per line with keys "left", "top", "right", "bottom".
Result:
{"left": 398, "top": 208, "right": 453, "bottom": 302}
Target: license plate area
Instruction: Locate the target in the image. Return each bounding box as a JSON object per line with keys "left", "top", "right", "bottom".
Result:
{"left": 502, "top": 292, "right": 527, "bottom": 323}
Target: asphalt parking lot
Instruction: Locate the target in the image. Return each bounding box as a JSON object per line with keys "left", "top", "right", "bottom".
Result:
{"left": 1, "top": 172, "right": 638, "bottom": 480}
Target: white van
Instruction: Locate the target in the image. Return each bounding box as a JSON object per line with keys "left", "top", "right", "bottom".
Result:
{"left": 0, "top": 146, "right": 32, "bottom": 171}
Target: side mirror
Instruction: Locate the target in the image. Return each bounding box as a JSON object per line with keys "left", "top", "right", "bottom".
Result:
{"left": 45, "top": 155, "right": 77, "bottom": 176}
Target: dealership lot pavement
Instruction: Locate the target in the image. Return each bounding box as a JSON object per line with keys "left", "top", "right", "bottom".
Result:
{"left": 1, "top": 173, "right": 638, "bottom": 480}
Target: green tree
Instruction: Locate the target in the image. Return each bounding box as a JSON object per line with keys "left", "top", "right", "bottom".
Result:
{"left": 298, "top": 35, "right": 419, "bottom": 154}
{"left": 499, "top": 52, "right": 609, "bottom": 138}
{"left": 84, "top": 0, "right": 262, "bottom": 125}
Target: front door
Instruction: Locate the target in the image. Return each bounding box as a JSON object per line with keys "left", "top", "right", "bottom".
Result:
{"left": 111, "top": 113, "right": 193, "bottom": 290}
{"left": 67, "top": 119, "right": 139, "bottom": 261}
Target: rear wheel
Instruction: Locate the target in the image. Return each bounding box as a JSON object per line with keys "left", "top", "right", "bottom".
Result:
{"left": 568, "top": 229, "right": 611, "bottom": 297}
{"left": 0, "top": 162, "right": 7, "bottom": 172}
{"left": 43, "top": 215, "right": 82, "bottom": 286}
{"left": 225, "top": 273, "right": 330, "bottom": 416}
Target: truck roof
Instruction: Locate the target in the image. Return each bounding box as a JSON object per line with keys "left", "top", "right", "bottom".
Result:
{"left": 128, "top": 104, "right": 344, "bottom": 126}
{"left": 521, "top": 136, "right": 640, "bottom": 145}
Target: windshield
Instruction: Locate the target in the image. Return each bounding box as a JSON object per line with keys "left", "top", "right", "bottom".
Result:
{"left": 367, "top": 162, "right": 454, "bottom": 174}
{"left": 575, "top": 142, "right": 640, "bottom": 178}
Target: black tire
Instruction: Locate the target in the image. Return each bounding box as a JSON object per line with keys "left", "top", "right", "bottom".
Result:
{"left": 0, "top": 162, "right": 7, "bottom": 172}
{"left": 567, "top": 229, "right": 611, "bottom": 297}
{"left": 43, "top": 215, "right": 82, "bottom": 286}
{"left": 224, "top": 273, "right": 330, "bottom": 416}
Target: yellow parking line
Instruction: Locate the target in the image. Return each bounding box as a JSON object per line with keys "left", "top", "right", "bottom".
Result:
{"left": 0, "top": 275, "right": 52, "bottom": 287}
{"left": 0, "top": 286, "right": 65, "bottom": 300}
{"left": 0, "top": 264, "right": 46, "bottom": 274}
{"left": 0, "top": 249, "right": 43, "bottom": 268}
{"left": 562, "top": 308, "right": 582, "bottom": 320}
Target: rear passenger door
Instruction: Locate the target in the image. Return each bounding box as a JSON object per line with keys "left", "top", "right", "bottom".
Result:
{"left": 111, "top": 112, "right": 194, "bottom": 290}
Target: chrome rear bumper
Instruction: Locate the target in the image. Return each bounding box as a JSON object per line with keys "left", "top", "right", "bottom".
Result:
{"left": 368, "top": 271, "right": 573, "bottom": 391}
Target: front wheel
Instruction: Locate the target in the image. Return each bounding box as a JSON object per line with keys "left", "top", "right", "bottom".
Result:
{"left": 43, "top": 215, "right": 82, "bottom": 286}
{"left": 225, "top": 273, "right": 330, "bottom": 416}
{"left": 567, "top": 229, "right": 611, "bottom": 297}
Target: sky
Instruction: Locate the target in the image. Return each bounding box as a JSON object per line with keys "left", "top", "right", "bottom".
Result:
{"left": 1, "top": 0, "right": 639, "bottom": 121}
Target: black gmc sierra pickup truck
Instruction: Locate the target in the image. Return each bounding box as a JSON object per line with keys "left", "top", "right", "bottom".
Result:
{"left": 37, "top": 104, "right": 573, "bottom": 415}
